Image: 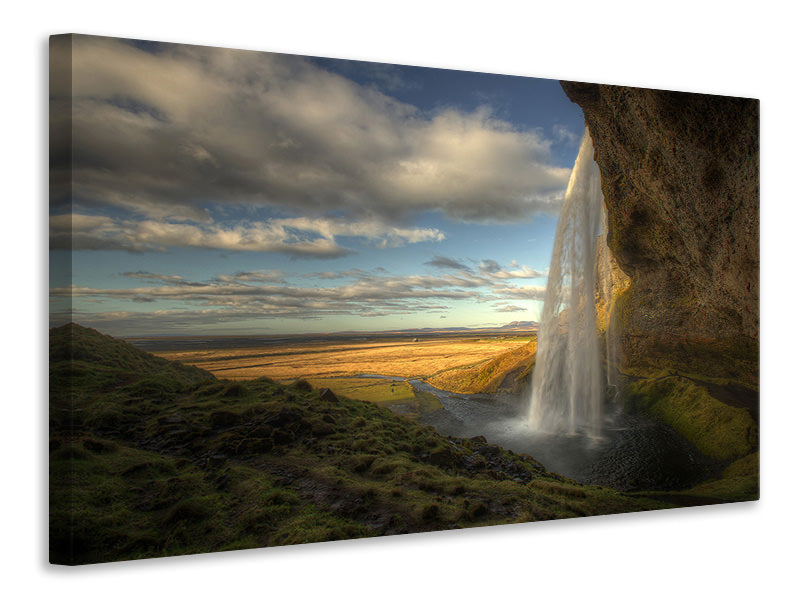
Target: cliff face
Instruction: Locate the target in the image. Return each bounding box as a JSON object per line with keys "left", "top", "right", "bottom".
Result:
{"left": 561, "top": 83, "right": 759, "bottom": 357}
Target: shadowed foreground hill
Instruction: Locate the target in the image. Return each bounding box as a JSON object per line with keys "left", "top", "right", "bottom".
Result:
{"left": 50, "top": 324, "right": 665, "bottom": 565}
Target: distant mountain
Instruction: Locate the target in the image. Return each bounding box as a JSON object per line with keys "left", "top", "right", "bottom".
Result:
{"left": 350, "top": 321, "right": 538, "bottom": 336}
{"left": 500, "top": 321, "right": 539, "bottom": 330}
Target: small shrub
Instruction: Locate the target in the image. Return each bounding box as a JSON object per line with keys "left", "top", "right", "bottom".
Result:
{"left": 162, "top": 497, "right": 215, "bottom": 525}
{"left": 209, "top": 411, "right": 241, "bottom": 429}
{"left": 292, "top": 379, "right": 312, "bottom": 392}
{"left": 82, "top": 438, "right": 117, "bottom": 454}
{"left": 469, "top": 502, "right": 488, "bottom": 519}
{"left": 223, "top": 383, "right": 245, "bottom": 398}
{"left": 420, "top": 503, "right": 439, "bottom": 521}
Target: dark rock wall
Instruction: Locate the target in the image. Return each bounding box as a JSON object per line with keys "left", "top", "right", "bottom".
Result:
{"left": 561, "top": 82, "right": 759, "bottom": 348}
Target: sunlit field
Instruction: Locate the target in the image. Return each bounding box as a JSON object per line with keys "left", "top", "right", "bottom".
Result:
{"left": 152, "top": 335, "right": 534, "bottom": 383}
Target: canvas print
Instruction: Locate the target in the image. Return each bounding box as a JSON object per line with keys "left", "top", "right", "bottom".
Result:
{"left": 49, "top": 34, "right": 759, "bottom": 565}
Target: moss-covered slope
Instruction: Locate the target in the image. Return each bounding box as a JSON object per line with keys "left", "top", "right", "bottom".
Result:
{"left": 427, "top": 339, "right": 536, "bottom": 394}
{"left": 50, "top": 324, "right": 665, "bottom": 565}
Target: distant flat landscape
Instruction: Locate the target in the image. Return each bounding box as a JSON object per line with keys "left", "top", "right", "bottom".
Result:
{"left": 126, "top": 326, "right": 538, "bottom": 411}
{"left": 133, "top": 330, "right": 533, "bottom": 381}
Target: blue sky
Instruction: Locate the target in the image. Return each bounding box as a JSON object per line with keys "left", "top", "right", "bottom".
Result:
{"left": 49, "top": 35, "right": 584, "bottom": 336}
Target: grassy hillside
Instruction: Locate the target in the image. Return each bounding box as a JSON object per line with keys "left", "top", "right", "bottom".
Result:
{"left": 304, "top": 377, "right": 443, "bottom": 420}
{"left": 427, "top": 339, "right": 536, "bottom": 394}
{"left": 50, "top": 324, "right": 665, "bottom": 565}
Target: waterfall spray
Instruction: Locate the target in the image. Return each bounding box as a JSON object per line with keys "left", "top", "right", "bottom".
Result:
{"left": 528, "top": 128, "right": 610, "bottom": 436}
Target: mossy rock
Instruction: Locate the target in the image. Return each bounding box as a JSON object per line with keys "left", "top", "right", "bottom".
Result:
{"left": 625, "top": 376, "right": 758, "bottom": 461}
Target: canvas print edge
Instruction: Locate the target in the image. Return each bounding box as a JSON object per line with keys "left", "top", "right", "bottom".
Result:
{"left": 48, "top": 33, "right": 759, "bottom": 565}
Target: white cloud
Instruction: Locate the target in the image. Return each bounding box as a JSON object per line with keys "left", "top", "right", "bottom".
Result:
{"left": 424, "top": 255, "right": 471, "bottom": 271}
{"left": 494, "top": 304, "right": 528, "bottom": 313}
{"left": 122, "top": 271, "right": 188, "bottom": 283}
{"left": 491, "top": 283, "right": 547, "bottom": 301}
{"left": 478, "top": 258, "right": 546, "bottom": 279}
{"left": 303, "top": 260, "right": 546, "bottom": 286}
{"left": 552, "top": 124, "right": 580, "bottom": 146}
{"left": 214, "top": 270, "right": 287, "bottom": 283}
{"left": 50, "top": 213, "right": 443, "bottom": 256}
{"left": 53, "top": 36, "right": 570, "bottom": 227}
{"left": 273, "top": 217, "right": 445, "bottom": 247}
{"left": 51, "top": 259, "right": 550, "bottom": 333}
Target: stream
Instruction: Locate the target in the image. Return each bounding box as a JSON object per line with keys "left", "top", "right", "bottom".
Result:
{"left": 366, "top": 375, "right": 721, "bottom": 492}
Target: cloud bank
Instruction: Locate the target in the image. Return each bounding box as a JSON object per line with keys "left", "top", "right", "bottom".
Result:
{"left": 51, "top": 35, "right": 570, "bottom": 240}
{"left": 51, "top": 260, "right": 546, "bottom": 332}
{"left": 49, "top": 213, "right": 444, "bottom": 256}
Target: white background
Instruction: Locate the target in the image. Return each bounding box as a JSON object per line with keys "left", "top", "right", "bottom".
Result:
{"left": 2, "top": 1, "right": 797, "bottom": 598}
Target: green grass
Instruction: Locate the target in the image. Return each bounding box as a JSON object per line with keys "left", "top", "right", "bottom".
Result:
{"left": 680, "top": 452, "right": 759, "bottom": 502}
{"left": 49, "top": 438, "right": 308, "bottom": 562}
{"left": 305, "top": 378, "right": 417, "bottom": 405}
{"left": 427, "top": 340, "right": 536, "bottom": 393}
{"left": 613, "top": 323, "right": 759, "bottom": 491}
{"left": 50, "top": 324, "right": 670, "bottom": 564}
{"left": 305, "top": 377, "right": 443, "bottom": 419}
{"left": 624, "top": 376, "right": 757, "bottom": 462}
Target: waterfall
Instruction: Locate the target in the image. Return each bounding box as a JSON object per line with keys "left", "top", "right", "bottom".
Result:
{"left": 528, "top": 128, "right": 610, "bottom": 436}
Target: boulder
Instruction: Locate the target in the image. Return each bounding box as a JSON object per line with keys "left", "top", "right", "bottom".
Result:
{"left": 319, "top": 388, "right": 338, "bottom": 403}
